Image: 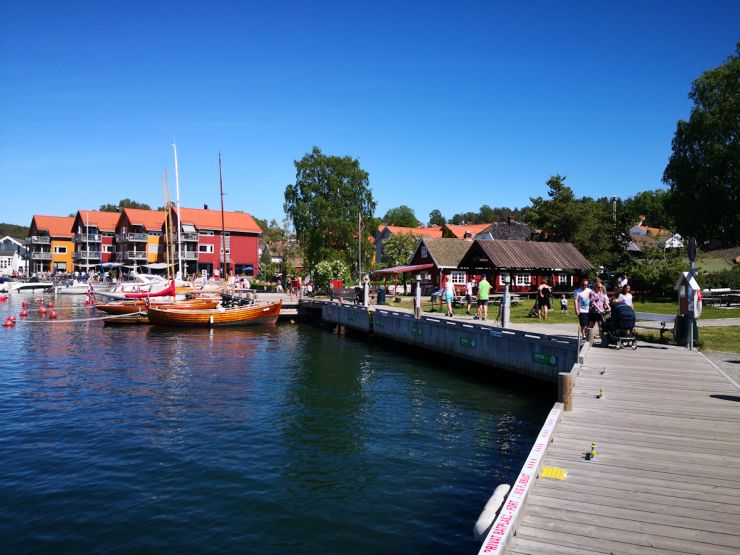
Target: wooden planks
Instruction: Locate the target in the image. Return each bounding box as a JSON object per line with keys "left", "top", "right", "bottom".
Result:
{"left": 502, "top": 344, "right": 740, "bottom": 554}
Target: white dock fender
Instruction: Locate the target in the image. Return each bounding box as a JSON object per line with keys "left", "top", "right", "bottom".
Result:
{"left": 473, "top": 483, "right": 511, "bottom": 541}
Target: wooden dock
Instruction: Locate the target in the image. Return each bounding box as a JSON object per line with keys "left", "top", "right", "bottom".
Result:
{"left": 490, "top": 344, "right": 740, "bottom": 554}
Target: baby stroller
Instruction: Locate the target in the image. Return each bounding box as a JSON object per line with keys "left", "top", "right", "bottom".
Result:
{"left": 603, "top": 299, "right": 637, "bottom": 350}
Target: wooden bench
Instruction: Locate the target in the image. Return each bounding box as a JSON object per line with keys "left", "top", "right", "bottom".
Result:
{"left": 633, "top": 311, "right": 677, "bottom": 339}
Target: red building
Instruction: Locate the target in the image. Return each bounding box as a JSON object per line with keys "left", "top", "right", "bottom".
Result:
{"left": 71, "top": 210, "right": 120, "bottom": 272}
{"left": 168, "top": 206, "right": 262, "bottom": 277}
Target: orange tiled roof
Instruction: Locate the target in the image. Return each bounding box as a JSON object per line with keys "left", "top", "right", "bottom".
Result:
{"left": 77, "top": 210, "right": 121, "bottom": 232}
{"left": 122, "top": 208, "right": 166, "bottom": 230}
{"left": 30, "top": 215, "right": 75, "bottom": 238}
{"left": 444, "top": 223, "right": 493, "bottom": 238}
{"left": 385, "top": 225, "right": 443, "bottom": 238}
{"left": 634, "top": 225, "right": 671, "bottom": 238}
{"left": 177, "top": 207, "right": 262, "bottom": 234}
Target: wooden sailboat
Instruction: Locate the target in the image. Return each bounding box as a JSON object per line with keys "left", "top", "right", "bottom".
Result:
{"left": 147, "top": 299, "right": 282, "bottom": 327}
{"left": 95, "top": 297, "right": 219, "bottom": 315}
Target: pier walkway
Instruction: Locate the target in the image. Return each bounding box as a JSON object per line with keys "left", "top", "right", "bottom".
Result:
{"left": 498, "top": 344, "right": 740, "bottom": 554}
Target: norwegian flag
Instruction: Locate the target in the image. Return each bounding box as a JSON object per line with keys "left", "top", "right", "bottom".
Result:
{"left": 86, "top": 285, "right": 96, "bottom": 306}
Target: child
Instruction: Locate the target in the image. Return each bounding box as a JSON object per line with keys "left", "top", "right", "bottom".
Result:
{"left": 560, "top": 294, "right": 568, "bottom": 314}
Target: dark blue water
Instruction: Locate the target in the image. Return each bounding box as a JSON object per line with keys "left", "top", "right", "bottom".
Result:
{"left": 0, "top": 294, "right": 550, "bottom": 553}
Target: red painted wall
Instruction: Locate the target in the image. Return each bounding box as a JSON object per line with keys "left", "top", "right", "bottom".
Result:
{"left": 196, "top": 233, "right": 260, "bottom": 274}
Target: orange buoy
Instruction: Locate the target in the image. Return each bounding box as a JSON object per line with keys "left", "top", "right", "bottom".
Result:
{"left": 49, "top": 310, "right": 57, "bottom": 319}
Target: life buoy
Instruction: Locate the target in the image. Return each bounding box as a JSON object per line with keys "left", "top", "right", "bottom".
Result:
{"left": 694, "top": 289, "right": 702, "bottom": 318}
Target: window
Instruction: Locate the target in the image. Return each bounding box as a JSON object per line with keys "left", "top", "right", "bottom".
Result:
{"left": 421, "top": 246, "right": 428, "bottom": 259}
{"left": 199, "top": 230, "right": 214, "bottom": 236}
{"left": 515, "top": 273, "right": 531, "bottom": 286}
{"left": 103, "top": 245, "right": 114, "bottom": 253}
{"left": 555, "top": 273, "right": 568, "bottom": 285}
{"left": 53, "top": 246, "right": 67, "bottom": 254}
{"left": 198, "top": 244, "right": 214, "bottom": 253}
{"left": 450, "top": 271, "right": 466, "bottom": 284}
{"left": 219, "top": 248, "right": 230, "bottom": 255}
{"left": 148, "top": 244, "right": 158, "bottom": 254}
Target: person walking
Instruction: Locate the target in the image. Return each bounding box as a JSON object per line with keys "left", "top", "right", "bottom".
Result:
{"left": 537, "top": 280, "right": 553, "bottom": 320}
{"left": 573, "top": 277, "right": 592, "bottom": 338}
{"left": 474, "top": 274, "right": 491, "bottom": 320}
{"left": 589, "top": 283, "right": 610, "bottom": 337}
{"left": 444, "top": 276, "right": 455, "bottom": 317}
{"left": 618, "top": 284, "right": 634, "bottom": 307}
{"left": 465, "top": 278, "right": 474, "bottom": 315}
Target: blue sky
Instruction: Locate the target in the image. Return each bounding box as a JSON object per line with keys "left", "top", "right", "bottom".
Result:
{"left": 1, "top": 1, "right": 738, "bottom": 228}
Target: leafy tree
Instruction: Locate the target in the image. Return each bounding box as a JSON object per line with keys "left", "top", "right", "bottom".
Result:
{"left": 99, "top": 198, "right": 152, "bottom": 212}
{"left": 621, "top": 246, "right": 687, "bottom": 298}
{"left": 382, "top": 233, "right": 418, "bottom": 266}
{"left": 313, "top": 258, "right": 351, "bottom": 294}
{"left": 526, "top": 175, "right": 623, "bottom": 267}
{"left": 623, "top": 189, "right": 674, "bottom": 230}
{"left": 284, "top": 146, "right": 376, "bottom": 274}
{"left": 382, "top": 205, "right": 420, "bottom": 227}
{"left": 663, "top": 44, "right": 740, "bottom": 245}
{"left": 450, "top": 205, "right": 527, "bottom": 225}
{"left": 254, "top": 217, "right": 285, "bottom": 244}
{"left": 428, "top": 209, "right": 446, "bottom": 226}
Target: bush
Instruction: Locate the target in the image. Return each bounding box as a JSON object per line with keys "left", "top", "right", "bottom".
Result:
{"left": 313, "top": 259, "right": 351, "bottom": 295}
{"left": 621, "top": 248, "right": 687, "bottom": 298}
{"left": 701, "top": 267, "right": 740, "bottom": 289}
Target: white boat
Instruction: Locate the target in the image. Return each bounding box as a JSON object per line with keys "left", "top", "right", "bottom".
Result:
{"left": 5, "top": 280, "right": 54, "bottom": 293}
{"left": 95, "top": 274, "right": 177, "bottom": 300}
{"left": 54, "top": 280, "right": 109, "bottom": 295}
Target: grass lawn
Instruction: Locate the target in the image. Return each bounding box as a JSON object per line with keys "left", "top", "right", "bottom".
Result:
{"left": 634, "top": 326, "right": 740, "bottom": 354}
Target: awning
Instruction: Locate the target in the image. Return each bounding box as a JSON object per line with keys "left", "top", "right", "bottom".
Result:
{"left": 181, "top": 224, "right": 196, "bottom": 233}
{"left": 373, "top": 263, "right": 434, "bottom": 275}
{"left": 100, "top": 262, "right": 124, "bottom": 268}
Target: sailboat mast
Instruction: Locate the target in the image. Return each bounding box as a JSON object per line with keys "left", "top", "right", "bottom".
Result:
{"left": 219, "top": 153, "right": 227, "bottom": 278}
{"left": 86, "top": 211, "right": 90, "bottom": 275}
{"left": 172, "top": 142, "right": 183, "bottom": 278}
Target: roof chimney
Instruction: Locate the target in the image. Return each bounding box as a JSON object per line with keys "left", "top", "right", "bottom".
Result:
{"left": 204, "top": 204, "right": 208, "bottom": 210}
{"left": 507, "top": 215, "right": 512, "bottom": 225}
{"left": 463, "top": 230, "right": 473, "bottom": 240}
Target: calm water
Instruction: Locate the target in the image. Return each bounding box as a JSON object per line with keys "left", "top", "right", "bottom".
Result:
{"left": 0, "top": 294, "right": 550, "bottom": 554}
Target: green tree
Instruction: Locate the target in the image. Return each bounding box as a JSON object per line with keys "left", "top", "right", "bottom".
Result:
{"left": 526, "top": 175, "right": 622, "bottom": 267}
{"left": 663, "top": 44, "right": 740, "bottom": 245}
{"left": 382, "top": 205, "right": 420, "bottom": 227}
{"left": 382, "top": 233, "right": 418, "bottom": 266}
{"left": 284, "top": 146, "right": 376, "bottom": 274}
{"left": 623, "top": 189, "right": 674, "bottom": 230}
{"left": 0, "top": 222, "right": 29, "bottom": 238}
{"left": 99, "top": 198, "right": 152, "bottom": 212}
{"left": 621, "top": 246, "right": 687, "bottom": 298}
{"left": 428, "top": 209, "right": 446, "bottom": 226}
{"left": 254, "top": 217, "right": 285, "bottom": 244}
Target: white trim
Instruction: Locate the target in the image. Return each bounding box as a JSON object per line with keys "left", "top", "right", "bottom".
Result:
{"left": 478, "top": 404, "right": 562, "bottom": 554}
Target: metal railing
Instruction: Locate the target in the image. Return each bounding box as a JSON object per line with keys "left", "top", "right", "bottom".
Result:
{"left": 117, "top": 232, "right": 148, "bottom": 242}
{"left": 175, "top": 251, "right": 198, "bottom": 260}
{"left": 73, "top": 252, "right": 99, "bottom": 260}
{"left": 31, "top": 252, "right": 52, "bottom": 260}
{"left": 29, "top": 236, "right": 51, "bottom": 244}
{"left": 125, "top": 250, "right": 148, "bottom": 260}
{"left": 75, "top": 233, "right": 100, "bottom": 242}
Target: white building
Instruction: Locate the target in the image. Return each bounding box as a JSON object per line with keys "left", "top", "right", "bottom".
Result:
{"left": 0, "top": 236, "right": 29, "bottom": 276}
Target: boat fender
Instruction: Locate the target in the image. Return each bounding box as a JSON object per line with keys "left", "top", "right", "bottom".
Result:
{"left": 473, "top": 483, "right": 511, "bottom": 542}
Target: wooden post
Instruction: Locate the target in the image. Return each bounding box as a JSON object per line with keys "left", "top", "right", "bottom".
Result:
{"left": 558, "top": 372, "right": 573, "bottom": 411}
{"left": 587, "top": 327, "right": 595, "bottom": 346}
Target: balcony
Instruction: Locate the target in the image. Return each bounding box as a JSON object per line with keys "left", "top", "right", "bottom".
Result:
{"left": 175, "top": 251, "right": 198, "bottom": 261}
{"left": 124, "top": 250, "right": 148, "bottom": 260}
{"left": 117, "top": 232, "right": 148, "bottom": 242}
{"left": 31, "top": 252, "right": 52, "bottom": 260}
{"left": 73, "top": 251, "right": 100, "bottom": 260}
{"left": 169, "top": 232, "right": 199, "bottom": 243}
{"left": 29, "top": 236, "right": 50, "bottom": 245}
{"left": 75, "top": 233, "right": 100, "bottom": 243}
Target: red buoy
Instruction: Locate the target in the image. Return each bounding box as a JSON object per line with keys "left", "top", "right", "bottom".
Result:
{"left": 38, "top": 306, "right": 47, "bottom": 314}
{"left": 9, "top": 315, "right": 16, "bottom": 321}
{"left": 47, "top": 301, "right": 55, "bottom": 308}
{"left": 3, "top": 320, "right": 13, "bottom": 328}
{"left": 21, "top": 300, "right": 29, "bottom": 308}
{"left": 20, "top": 310, "right": 29, "bottom": 317}
{"left": 49, "top": 310, "right": 57, "bottom": 319}
{"left": 35, "top": 297, "right": 43, "bottom": 303}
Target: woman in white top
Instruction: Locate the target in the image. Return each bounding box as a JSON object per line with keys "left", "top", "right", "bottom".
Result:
{"left": 444, "top": 277, "right": 455, "bottom": 317}
{"left": 618, "top": 284, "right": 633, "bottom": 307}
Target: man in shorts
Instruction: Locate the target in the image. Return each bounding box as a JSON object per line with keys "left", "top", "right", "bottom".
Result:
{"left": 474, "top": 274, "right": 491, "bottom": 320}
{"left": 573, "top": 278, "right": 592, "bottom": 338}
{"left": 465, "top": 278, "right": 474, "bottom": 315}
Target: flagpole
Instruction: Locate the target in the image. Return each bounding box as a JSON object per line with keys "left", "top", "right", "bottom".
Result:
{"left": 358, "top": 212, "right": 362, "bottom": 284}
{"left": 172, "top": 141, "right": 183, "bottom": 279}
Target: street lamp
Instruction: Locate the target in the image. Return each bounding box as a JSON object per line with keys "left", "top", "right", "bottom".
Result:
{"left": 502, "top": 273, "right": 511, "bottom": 327}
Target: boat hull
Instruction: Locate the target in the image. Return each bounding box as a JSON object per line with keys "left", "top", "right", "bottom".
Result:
{"left": 95, "top": 298, "right": 219, "bottom": 315}
{"left": 147, "top": 300, "right": 282, "bottom": 327}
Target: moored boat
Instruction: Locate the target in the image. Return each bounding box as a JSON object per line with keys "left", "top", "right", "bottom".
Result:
{"left": 147, "top": 299, "right": 282, "bottom": 327}
{"left": 95, "top": 297, "right": 219, "bottom": 314}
